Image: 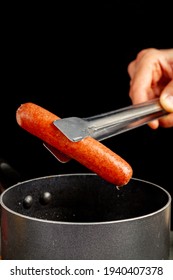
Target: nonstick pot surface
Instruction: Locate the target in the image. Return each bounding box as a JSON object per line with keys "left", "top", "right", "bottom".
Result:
{"left": 1, "top": 174, "right": 170, "bottom": 223}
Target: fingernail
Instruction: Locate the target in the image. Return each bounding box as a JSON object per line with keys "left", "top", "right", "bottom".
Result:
{"left": 162, "top": 94, "right": 173, "bottom": 111}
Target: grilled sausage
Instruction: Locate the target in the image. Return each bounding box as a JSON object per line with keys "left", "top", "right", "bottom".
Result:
{"left": 16, "top": 102, "right": 133, "bottom": 186}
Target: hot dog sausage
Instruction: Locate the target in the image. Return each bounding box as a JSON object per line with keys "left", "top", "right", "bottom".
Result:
{"left": 16, "top": 103, "right": 133, "bottom": 186}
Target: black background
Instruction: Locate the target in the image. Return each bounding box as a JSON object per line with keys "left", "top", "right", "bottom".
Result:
{"left": 1, "top": 3, "right": 173, "bottom": 225}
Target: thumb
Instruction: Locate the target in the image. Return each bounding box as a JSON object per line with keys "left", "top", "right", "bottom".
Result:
{"left": 160, "top": 80, "right": 173, "bottom": 113}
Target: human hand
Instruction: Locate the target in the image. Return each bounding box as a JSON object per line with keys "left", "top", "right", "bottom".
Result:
{"left": 128, "top": 48, "right": 173, "bottom": 129}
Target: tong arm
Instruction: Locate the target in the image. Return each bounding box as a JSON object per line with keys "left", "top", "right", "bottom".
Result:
{"left": 45, "top": 98, "right": 167, "bottom": 163}
{"left": 53, "top": 98, "right": 167, "bottom": 142}
{"left": 86, "top": 98, "right": 167, "bottom": 141}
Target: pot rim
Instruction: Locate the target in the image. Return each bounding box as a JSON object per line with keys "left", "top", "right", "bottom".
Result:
{"left": 0, "top": 173, "right": 172, "bottom": 225}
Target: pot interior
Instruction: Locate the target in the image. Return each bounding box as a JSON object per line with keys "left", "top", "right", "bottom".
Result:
{"left": 1, "top": 174, "right": 170, "bottom": 223}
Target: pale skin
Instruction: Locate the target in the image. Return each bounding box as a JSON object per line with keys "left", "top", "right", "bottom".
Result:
{"left": 127, "top": 48, "right": 173, "bottom": 129}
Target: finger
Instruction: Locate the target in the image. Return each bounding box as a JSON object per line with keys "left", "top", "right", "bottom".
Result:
{"left": 127, "top": 48, "right": 153, "bottom": 78}
{"left": 159, "top": 113, "right": 173, "bottom": 128}
{"left": 160, "top": 80, "right": 173, "bottom": 112}
{"left": 127, "top": 60, "right": 136, "bottom": 79}
{"left": 148, "top": 120, "right": 160, "bottom": 129}
{"left": 128, "top": 64, "right": 156, "bottom": 104}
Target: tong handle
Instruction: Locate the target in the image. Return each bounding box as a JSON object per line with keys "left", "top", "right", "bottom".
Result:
{"left": 86, "top": 98, "right": 167, "bottom": 141}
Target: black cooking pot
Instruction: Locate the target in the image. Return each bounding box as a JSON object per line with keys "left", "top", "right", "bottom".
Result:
{"left": 0, "top": 174, "right": 171, "bottom": 259}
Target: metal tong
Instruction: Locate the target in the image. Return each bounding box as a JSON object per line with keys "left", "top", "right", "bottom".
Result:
{"left": 44, "top": 98, "right": 167, "bottom": 162}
